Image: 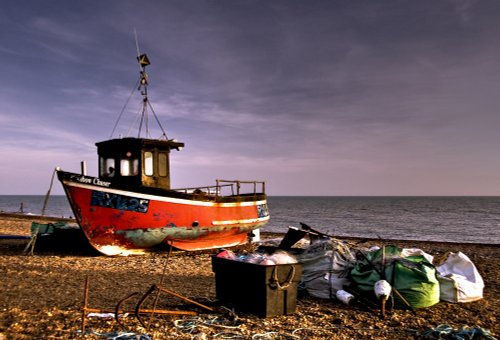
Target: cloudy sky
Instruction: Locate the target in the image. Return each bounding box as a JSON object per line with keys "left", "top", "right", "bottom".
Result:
{"left": 1, "top": 0, "right": 499, "bottom": 196}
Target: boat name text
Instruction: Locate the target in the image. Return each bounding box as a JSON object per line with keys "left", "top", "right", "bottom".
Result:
{"left": 91, "top": 191, "right": 149, "bottom": 213}
{"left": 73, "top": 175, "right": 111, "bottom": 187}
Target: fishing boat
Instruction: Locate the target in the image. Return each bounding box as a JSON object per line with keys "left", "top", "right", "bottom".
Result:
{"left": 56, "top": 52, "right": 269, "bottom": 256}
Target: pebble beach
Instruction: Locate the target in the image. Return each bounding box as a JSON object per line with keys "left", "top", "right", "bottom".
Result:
{"left": 0, "top": 213, "right": 498, "bottom": 339}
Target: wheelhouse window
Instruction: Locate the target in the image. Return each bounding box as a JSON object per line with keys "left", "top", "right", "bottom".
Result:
{"left": 144, "top": 151, "right": 154, "bottom": 176}
{"left": 100, "top": 157, "right": 116, "bottom": 177}
{"left": 158, "top": 152, "right": 168, "bottom": 177}
{"left": 120, "top": 158, "right": 138, "bottom": 176}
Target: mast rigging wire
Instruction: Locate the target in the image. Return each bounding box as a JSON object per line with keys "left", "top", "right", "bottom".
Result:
{"left": 109, "top": 78, "right": 140, "bottom": 139}
{"left": 110, "top": 30, "right": 169, "bottom": 140}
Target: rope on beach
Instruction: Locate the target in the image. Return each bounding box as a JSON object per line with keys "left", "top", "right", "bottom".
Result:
{"left": 252, "top": 331, "right": 300, "bottom": 339}
{"left": 76, "top": 330, "right": 152, "bottom": 339}
{"left": 173, "top": 315, "right": 242, "bottom": 335}
{"left": 288, "top": 325, "right": 419, "bottom": 338}
{"left": 419, "top": 324, "right": 497, "bottom": 340}
{"left": 212, "top": 331, "right": 246, "bottom": 339}
{"left": 172, "top": 317, "right": 422, "bottom": 339}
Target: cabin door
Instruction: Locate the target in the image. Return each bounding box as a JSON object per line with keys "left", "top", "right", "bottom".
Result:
{"left": 142, "top": 149, "right": 171, "bottom": 189}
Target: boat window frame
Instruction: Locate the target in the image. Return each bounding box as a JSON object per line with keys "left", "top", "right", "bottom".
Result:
{"left": 144, "top": 151, "right": 154, "bottom": 176}
{"left": 158, "top": 152, "right": 168, "bottom": 177}
{"left": 120, "top": 152, "right": 139, "bottom": 177}
{"left": 100, "top": 157, "right": 116, "bottom": 177}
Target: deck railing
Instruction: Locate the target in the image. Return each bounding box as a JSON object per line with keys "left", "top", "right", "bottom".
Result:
{"left": 173, "top": 180, "right": 266, "bottom": 197}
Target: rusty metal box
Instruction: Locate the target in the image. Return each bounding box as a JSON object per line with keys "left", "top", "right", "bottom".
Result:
{"left": 211, "top": 256, "right": 302, "bottom": 317}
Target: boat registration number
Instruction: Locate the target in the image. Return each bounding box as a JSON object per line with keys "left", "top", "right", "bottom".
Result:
{"left": 90, "top": 191, "right": 149, "bottom": 213}
{"left": 257, "top": 203, "right": 269, "bottom": 218}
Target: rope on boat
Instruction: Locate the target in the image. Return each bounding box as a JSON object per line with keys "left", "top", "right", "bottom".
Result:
{"left": 41, "top": 167, "right": 58, "bottom": 216}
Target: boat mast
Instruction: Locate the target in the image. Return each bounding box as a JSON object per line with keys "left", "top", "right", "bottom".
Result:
{"left": 134, "top": 46, "right": 169, "bottom": 140}
{"left": 137, "top": 53, "right": 151, "bottom": 138}
{"left": 108, "top": 31, "right": 170, "bottom": 140}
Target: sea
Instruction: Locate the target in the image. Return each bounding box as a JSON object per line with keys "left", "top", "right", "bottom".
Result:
{"left": 1, "top": 195, "right": 498, "bottom": 244}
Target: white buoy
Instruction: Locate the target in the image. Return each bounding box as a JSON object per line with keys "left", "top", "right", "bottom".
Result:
{"left": 336, "top": 290, "right": 355, "bottom": 305}
{"left": 374, "top": 280, "right": 392, "bottom": 300}
{"left": 374, "top": 280, "right": 392, "bottom": 318}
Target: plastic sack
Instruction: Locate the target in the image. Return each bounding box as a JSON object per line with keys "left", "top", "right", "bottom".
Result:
{"left": 296, "top": 239, "right": 356, "bottom": 299}
{"left": 349, "top": 245, "right": 440, "bottom": 308}
{"left": 436, "top": 252, "right": 484, "bottom": 303}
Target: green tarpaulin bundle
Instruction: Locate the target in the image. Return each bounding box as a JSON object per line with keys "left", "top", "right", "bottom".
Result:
{"left": 349, "top": 245, "right": 440, "bottom": 308}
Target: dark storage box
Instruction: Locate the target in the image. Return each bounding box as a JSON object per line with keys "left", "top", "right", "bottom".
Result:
{"left": 211, "top": 256, "right": 302, "bottom": 317}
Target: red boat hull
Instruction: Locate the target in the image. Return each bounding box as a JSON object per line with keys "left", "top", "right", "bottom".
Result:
{"left": 58, "top": 171, "right": 269, "bottom": 255}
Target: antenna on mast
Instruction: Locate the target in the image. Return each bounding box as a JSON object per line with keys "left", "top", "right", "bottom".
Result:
{"left": 110, "top": 29, "right": 168, "bottom": 140}
{"left": 134, "top": 29, "right": 151, "bottom": 137}
{"left": 134, "top": 28, "right": 141, "bottom": 62}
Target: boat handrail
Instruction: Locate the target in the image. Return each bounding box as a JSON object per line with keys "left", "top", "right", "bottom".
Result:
{"left": 172, "top": 183, "right": 231, "bottom": 196}
{"left": 172, "top": 180, "right": 266, "bottom": 197}
{"left": 216, "top": 179, "right": 266, "bottom": 197}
